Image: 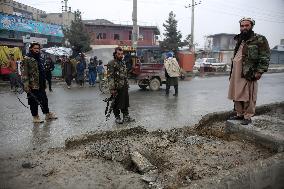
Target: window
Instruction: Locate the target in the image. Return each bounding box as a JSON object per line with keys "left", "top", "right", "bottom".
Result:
{"left": 114, "top": 34, "right": 120, "bottom": 40}
{"left": 128, "top": 31, "right": 132, "bottom": 40}
{"left": 96, "top": 33, "right": 106, "bottom": 39}
{"left": 139, "top": 34, "right": 144, "bottom": 41}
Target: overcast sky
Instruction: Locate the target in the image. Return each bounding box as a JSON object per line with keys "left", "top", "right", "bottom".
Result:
{"left": 18, "top": 0, "right": 284, "bottom": 48}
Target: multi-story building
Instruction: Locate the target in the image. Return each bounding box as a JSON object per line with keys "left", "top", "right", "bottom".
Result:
{"left": 0, "top": 0, "right": 76, "bottom": 49}
{"left": 0, "top": 12, "right": 64, "bottom": 48}
{"left": 83, "top": 19, "right": 160, "bottom": 48}
{"left": 0, "top": 0, "right": 45, "bottom": 20}
{"left": 204, "top": 33, "right": 236, "bottom": 64}
{"left": 0, "top": 0, "right": 74, "bottom": 27}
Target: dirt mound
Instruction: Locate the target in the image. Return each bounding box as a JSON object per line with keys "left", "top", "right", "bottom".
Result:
{"left": 1, "top": 103, "right": 283, "bottom": 189}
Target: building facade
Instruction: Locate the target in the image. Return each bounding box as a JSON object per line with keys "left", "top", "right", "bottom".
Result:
{"left": 0, "top": 12, "right": 64, "bottom": 48}
{"left": 204, "top": 33, "right": 236, "bottom": 64}
{"left": 270, "top": 45, "right": 284, "bottom": 64}
{"left": 0, "top": 0, "right": 45, "bottom": 20}
{"left": 83, "top": 19, "right": 160, "bottom": 47}
{"left": 0, "top": 0, "right": 74, "bottom": 27}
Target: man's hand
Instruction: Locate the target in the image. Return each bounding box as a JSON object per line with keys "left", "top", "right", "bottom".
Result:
{"left": 255, "top": 72, "right": 262, "bottom": 80}
{"left": 110, "top": 89, "right": 117, "bottom": 96}
{"left": 24, "top": 85, "right": 30, "bottom": 93}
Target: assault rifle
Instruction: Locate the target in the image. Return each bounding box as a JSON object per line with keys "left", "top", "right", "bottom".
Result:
{"left": 103, "top": 94, "right": 116, "bottom": 121}
{"left": 14, "top": 77, "right": 44, "bottom": 109}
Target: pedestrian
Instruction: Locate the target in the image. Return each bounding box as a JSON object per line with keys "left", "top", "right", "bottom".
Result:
{"left": 93, "top": 56, "right": 98, "bottom": 65}
{"left": 107, "top": 47, "right": 135, "bottom": 124}
{"left": 164, "top": 52, "right": 181, "bottom": 96}
{"left": 8, "top": 54, "right": 17, "bottom": 92}
{"left": 228, "top": 17, "right": 270, "bottom": 125}
{"left": 88, "top": 58, "right": 97, "bottom": 86}
{"left": 44, "top": 56, "right": 55, "bottom": 92}
{"left": 76, "top": 56, "right": 85, "bottom": 87}
{"left": 97, "top": 60, "right": 105, "bottom": 82}
{"left": 21, "top": 42, "right": 57, "bottom": 123}
{"left": 62, "top": 58, "right": 75, "bottom": 89}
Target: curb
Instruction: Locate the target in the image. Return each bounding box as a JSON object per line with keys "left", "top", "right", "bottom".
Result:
{"left": 186, "top": 152, "right": 284, "bottom": 189}
{"left": 226, "top": 120, "right": 284, "bottom": 152}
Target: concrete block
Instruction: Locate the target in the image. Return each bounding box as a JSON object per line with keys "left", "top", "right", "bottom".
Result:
{"left": 226, "top": 120, "right": 284, "bottom": 152}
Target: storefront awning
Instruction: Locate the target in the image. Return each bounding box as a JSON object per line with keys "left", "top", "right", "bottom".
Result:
{"left": 0, "top": 41, "right": 24, "bottom": 47}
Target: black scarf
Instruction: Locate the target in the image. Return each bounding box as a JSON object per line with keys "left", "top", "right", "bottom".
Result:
{"left": 233, "top": 30, "right": 254, "bottom": 57}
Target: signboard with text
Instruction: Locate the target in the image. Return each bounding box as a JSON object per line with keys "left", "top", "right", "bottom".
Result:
{"left": 0, "top": 13, "right": 63, "bottom": 37}
{"left": 22, "top": 36, "right": 48, "bottom": 44}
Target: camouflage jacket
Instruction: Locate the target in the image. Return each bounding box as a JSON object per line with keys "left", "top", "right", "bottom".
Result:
{"left": 107, "top": 59, "right": 129, "bottom": 90}
{"left": 231, "top": 32, "right": 270, "bottom": 81}
{"left": 21, "top": 56, "right": 40, "bottom": 90}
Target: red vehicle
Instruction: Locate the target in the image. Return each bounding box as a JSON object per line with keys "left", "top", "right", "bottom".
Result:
{"left": 99, "top": 46, "right": 165, "bottom": 93}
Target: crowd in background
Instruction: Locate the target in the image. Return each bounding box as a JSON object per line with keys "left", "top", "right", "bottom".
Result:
{"left": 58, "top": 54, "right": 105, "bottom": 89}
{"left": 1, "top": 51, "right": 105, "bottom": 91}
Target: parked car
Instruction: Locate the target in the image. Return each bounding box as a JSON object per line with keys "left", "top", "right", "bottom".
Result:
{"left": 194, "top": 58, "right": 228, "bottom": 72}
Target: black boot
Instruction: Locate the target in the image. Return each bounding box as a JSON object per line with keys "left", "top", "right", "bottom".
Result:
{"left": 115, "top": 117, "right": 123, "bottom": 124}
{"left": 166, "top": 84, "right": 170, "bottom": 96}
{"left": 123, "top": 114, "right": 135, "bottom": 122}
{"left": 173, "top": 85, "right": 178, "bottom": 96}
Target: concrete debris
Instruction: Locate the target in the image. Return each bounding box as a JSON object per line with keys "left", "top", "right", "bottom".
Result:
{"left": 184, "top": 135, "right": 211, "bottom": 145}
{"left": 156, "top": 139, "right": 170, "bottom": 148}
{"left": 141, "top": 169, "right": 158, "bottom": 182}
{"left": 42, "top": 168, "right": 56, "bottom": 177}
{"left": 22, "top": 162, "right": 33, "bottom": 169}
{"left": 130, "top": 151, "right": 157, "bottom": 174}
{"left": 149, "top": 180, "right": 164, "bottom": 189}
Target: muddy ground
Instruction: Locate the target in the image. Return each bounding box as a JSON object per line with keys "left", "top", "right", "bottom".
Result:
{"left": 1, "top": 106, "right": 282, "bottom": 189}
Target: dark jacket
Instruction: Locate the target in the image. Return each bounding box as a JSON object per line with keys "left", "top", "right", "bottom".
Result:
{"left": 107, "top": 59, "right": 129, "bottom": 90}
{"left": 22, "top": 53, "right": 46, "bottom": 90}
{"left": 230, "top": 32, "right": 270, "bottom": 81}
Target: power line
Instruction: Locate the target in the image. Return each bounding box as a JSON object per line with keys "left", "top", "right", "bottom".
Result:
{"left": 210, "top": 0, "right": 284, "bottom": 16}
{"left": 185, "top": 0, "right": 202, "bottom": 51}
{"left": 206, "top": 0, "right": 284, "bottom": 21}
{"left": 201, "top": 6, "right": 284, "bottom": 23}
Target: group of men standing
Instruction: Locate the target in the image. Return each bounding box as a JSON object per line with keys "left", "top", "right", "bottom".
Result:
{"left": 60, "top": 55, "right": 105, "bottom": 89}
{"left": 20, "top": 17, "right": 270, "bottom": 126}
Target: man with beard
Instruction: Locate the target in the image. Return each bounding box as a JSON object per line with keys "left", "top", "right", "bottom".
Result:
{"left": 22, "top": 42, "right": 58, "bottom": 123}
{"left": 228, "top": 18, "right": 270, "bottom": 125}
{"left": 44, "top": 56, "right": 55, "bottom": 92}
{"left": 107, "top": 47, "right": 135, "bottom": 124}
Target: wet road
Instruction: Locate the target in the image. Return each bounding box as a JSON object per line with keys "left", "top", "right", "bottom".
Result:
{"left": 1, "top": 73, "right": 284, "bottom": 158}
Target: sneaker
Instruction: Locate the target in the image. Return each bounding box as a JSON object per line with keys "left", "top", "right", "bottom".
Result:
{"left": 228, "top": 115, "right": 244, "bottom": 120}
{"left": 33, "top": 115, "right": 44, "bottom": 123}
{"left": 45, "top": 112, "right": 58, "bottom": 121}
{"left": 241, "top": 118, "right": 252, "bottom": 125}
{"left": 123, "top": 115, "right": 135, "bottom": 123}
{"left": 115, "top": 117, "right": 123, "bottom": 124}
{"left": 67, "top": 86, "right": 71, "bottom": 89}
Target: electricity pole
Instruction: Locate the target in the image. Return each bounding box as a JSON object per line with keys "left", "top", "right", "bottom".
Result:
{"left": 61, "top": 0, "right": 68, "bottom": 12}
{"left": 185, "top": 0, "right": 201, "bottom": 52}
{"left": 132, "top": 0, "right": 138, "bottom": 49}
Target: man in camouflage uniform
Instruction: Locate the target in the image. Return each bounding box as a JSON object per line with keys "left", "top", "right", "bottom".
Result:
{"left": 228, "top": 18, "right": 270, "bottom": 125}
{"left": 107, "top": 47, "right": 135, "bottom": 124}
{"left": 44, "top": 56, "right": 55, "bottom": 92}
{"left": 22, "top": 42, "right": 57, "bottom": 123}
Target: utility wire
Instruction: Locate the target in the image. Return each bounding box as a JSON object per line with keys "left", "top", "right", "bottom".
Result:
{"left": 202, "top": 6, "right": 284, "bottom": 23}
{"left": 210, "top": 0, "right": 284, "bottom": 16}
{"left": 206, "top": 1, "right": 284, "bottom": 20}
